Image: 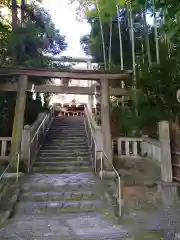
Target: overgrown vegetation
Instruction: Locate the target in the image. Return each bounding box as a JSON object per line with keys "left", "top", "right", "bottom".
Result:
{"left": 0, "top": 0, "right": 67, "bottom": 136}
{"left": 71, "top": 0, "right": 180, "bottom": 137}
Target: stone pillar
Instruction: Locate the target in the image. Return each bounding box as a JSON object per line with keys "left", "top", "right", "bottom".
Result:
{"left": 94, "top": 83, "right": 101, "bottom": 125}
{"left": 87, "top": 60, "right": 94, "bottom": 113}
{"left": 156, "top": 121, "right": 177, "bottom": 207}
{"left": 10, "top": 75, "right": 28, "bottom": 170}
{"left": 100, "top": 77, "right": 112, "bottom": 167}
{"left": 159, "top": 121, "right": 172, "bottom": 182}
{"left": 21, "top": 125, "right": 31, "bottom": 167}
{"left": 121, "top": 80, "right": 125, "bottom": 108}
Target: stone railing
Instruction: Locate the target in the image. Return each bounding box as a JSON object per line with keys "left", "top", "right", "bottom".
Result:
{"left": 21, "top": 108, "right": 54, "bottom": 172}
{"left": 0, "top": 108, "right": 54, "bottom": 164}
{"left": 117, "top": 137, "right": 143, "bottom": 158}
{"left": 0, "top": 137, "right": 12, "bottom": 160}
{"left": 84, "top": 105, "right": 103, "bottom": 158}
{"left": 117, "top": 136, "right": 162, "bottom": 164}
{"left": 141, "top": 137, "right": 161, "bottom": 164}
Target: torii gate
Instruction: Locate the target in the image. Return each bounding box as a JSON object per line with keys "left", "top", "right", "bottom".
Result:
{"left": 0, "top": 62, "right": 131, "bottom": 169}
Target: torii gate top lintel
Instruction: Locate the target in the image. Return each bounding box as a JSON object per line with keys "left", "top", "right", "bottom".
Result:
{"left": 0, "top": 66, "right": 132, "bottom": 80}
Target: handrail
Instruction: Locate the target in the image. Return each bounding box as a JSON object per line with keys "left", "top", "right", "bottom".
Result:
{"left": 28, "top": 107, "right": 54, "bottom": 173}
{"left": 0, "top": 152, "right": 20, "bottom": 182}
{"left": 100, "top": 151, "right": 122, "bottom": 217}
{"left": 84, "top": 105, "right": 97, "bottom": 146}
{"left": 84, "top": 104, "right": 122, "bottom": 217}
{"left": 30, "top": 107, "right": 54, "bottom": 145}
{"left": 30, "top": 114, "right": 48, "bottom": 145}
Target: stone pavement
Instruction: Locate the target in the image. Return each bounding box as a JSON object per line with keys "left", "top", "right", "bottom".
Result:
{"left": 0, "top": 117, "right": 133, "bottom": 239}
{"left": 0, "top": 172, "right": 132, "bottom": 240}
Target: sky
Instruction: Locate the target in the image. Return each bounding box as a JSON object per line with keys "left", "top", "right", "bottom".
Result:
{"left": 42, "top": 0, "right": 91, "bottom": 58}
{"left": 42, "top": 0, "right": 153, "bottom": 59}
{"left": 41, "top": 0, "right": 152, "bottom": 103}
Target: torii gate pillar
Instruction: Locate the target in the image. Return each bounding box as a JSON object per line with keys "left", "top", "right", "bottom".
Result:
{"left": 10, "top": 75, "right": 28, "bottom": 169}
{"left": 87, "top": 60, "right": 94, "bottom": 113}
{"left": 100, "top": 77, "right": 112, "bottom": 167}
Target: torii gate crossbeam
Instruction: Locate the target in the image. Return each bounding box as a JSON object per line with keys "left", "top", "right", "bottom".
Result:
{"left": 0, "top": 66, "right": 131, "bottom": 170}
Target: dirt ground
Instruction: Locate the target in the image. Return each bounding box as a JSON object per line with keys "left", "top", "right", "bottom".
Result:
{"left": 110, "top": 156, "right": 180, "bottom": 239}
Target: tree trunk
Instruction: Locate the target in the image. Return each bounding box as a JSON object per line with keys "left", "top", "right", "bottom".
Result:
{"left": 142, "top": 8, "right": 152, "bottom": 66}
{"left": 108, "top": 18, "right": 112, "bottom": 71}
{"left": 128, "top": 2, "right": 136, "bottom": 87}
{"left": 116, "top": 5, "right": 124, "bottom": 70}
{"left": 116, "top": 5, "right": 125, "bottom": 107}
{"left": 96, "top": 1, "right": 107, "bottom": 70}
{"left": 128, "top": 2, "right": 138, "bottom": 115}
{"left": 12, "top": 0, "right": 17, "bottom": 64}
{"left": 21, "top": 0, "right": 25, "bottom": 24}
{"left": 152, "top": 0, "right": 160, "bottom": 64}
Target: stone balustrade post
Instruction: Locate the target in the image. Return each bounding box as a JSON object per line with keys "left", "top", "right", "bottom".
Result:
{"left": 21, "top": 125, "right": 31, "bottom": 167}
{"left": 156, "top": 120, "right": 177, "bottom": 207}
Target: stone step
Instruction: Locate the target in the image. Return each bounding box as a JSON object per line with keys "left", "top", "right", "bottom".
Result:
{"left": 44, "top": 138, "right": 87, "bottom": 142}
{"left": 21, "top": 173, "right": 96, "bottom": 192}
{"left": 50, "top": 127, "right": 85, "bottom": 129}
{"left": 39, "top": 156, "right": 90, "bottom": 161}
{"left": 42, "top": 143, "right": 88, "bottom": 147}
{"left": 14, "top": 200, "right": 106, "bottom": 215}
{"left": 48, "top": 133, "right": 86, "bottom": 136}
{"left": 34, "top": 161, "right": 90, "bottom": 167}
{"left": 32, "top": 166, "right": 90, "bottom": 173}
{"left": 48, "top": 130, "right": 86, "bottom": 133}
{"left": 50, "top": 125, "right": 85, "bottom": 128}
{"left": 22, "top": 182, "right": 95, "bottom": 193}
{"left": 41, "top": 145, "right": 89, "bottom": 150}
{"left": 0, "top": 213, "right": 130, "bottom": 240}
{"left": 20, "top": 191, "right": 97, "bottom": 202}
{"left": 42, "top": 145, "right": 88, "bottom": 149}
{"left": 46, "top": 136, "right": 87, "bottom": 140}
{"left": 44, "top": 139, "right": 87, "bottom": 142}
{"left": 39, "top": 152, "right": 91, "bottom": 157}
{"left": 47, "top": 135, "right": 86, "bottom": 138}
{"left": 44, "top": 140, "right": 87, "bottom": 143}
{"left": 39, "top": 155, "right": 91, "bottom": 159}
{"left": 49, "top": 128, "right": 85, "bottom": 131}
{"left": 48, "top": 131, "right": 86, "bottom": 134}
{"left": 40, "top": 149, "right": 90, "bottom": 153}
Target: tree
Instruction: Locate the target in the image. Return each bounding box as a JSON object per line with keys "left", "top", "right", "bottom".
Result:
{"left": 0, "top": 1, "right": 68, "bottom": 137}
{"left": 74, "top": 0, "right": 180, "bottom": 136}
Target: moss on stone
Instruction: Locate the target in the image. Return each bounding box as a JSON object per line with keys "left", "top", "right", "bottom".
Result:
{"left": 135, "top": 231, "right": 164, "bottom": 240}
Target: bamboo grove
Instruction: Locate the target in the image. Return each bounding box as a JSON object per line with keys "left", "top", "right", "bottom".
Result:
{"left": 70, "top": 0, "right": 180, "bottom": 137}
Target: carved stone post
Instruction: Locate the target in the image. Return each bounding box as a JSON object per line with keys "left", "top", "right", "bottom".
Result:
{"left": 21, "top": 125, "right": 31, "bottom": 169}
{"left": 156, "top": 121, "right": 177, "bottom": 207}
{"left": 10, "top": 75, "right": 28, "bottom": 170}
{"left": 100, "top": 77, "right": 112, "bottom": 168}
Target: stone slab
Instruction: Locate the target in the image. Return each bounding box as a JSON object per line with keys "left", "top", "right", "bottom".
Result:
{"left": 67, "top": 213, "right": 129, "bottom": 239}
{"left": 2, "top": 172, "right": 24, "bottom": 180}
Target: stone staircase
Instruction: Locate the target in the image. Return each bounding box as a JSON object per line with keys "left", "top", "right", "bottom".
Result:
{"left": 0, "top": 116, "right": 131, "bottom": 239}
{"left": 33, "top": 116, "right": 91, "bottom": 173}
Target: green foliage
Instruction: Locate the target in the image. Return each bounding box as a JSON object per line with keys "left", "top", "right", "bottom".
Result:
{"left": 0, "top": 1, "right": 68, "bottom": 136}
{"left": 80, "top": 9, "right": 134, "bottom": 69}
{"left": 24, "top": 93, "right": 48, "bottom": 126}
{"left": 72, "top": 0, "right": 180, "bottom": 136}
